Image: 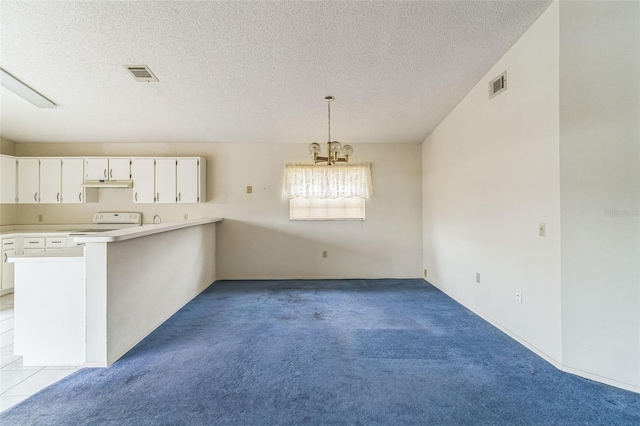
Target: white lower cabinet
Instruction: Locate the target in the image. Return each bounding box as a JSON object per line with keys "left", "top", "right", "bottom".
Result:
{"left": 1, "top": 239, "right": 16, "bottom": 294}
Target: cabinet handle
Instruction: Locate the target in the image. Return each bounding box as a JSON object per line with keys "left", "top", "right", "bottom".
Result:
{"left": 104, "top": 169, "right": 107, "bottom": 178}
{"left": 79, "top": 192, "right": 82, "bottom": 202}
{"left": 135, "top": 193, "right": 138, "bottom": 202}
{"left": 178, "top": 192, "right": 181, "bottom": 202}
{"left": 57, "top": 193, "right": 60, "bottom": 202}
{"left": 28, "top": 241, "right": 38, "bottom": 244}
{"left": 156, "top": 193, "right": 159, "bottom": 202}
{"left": 34, "top": 192, "right": 38, "bottom": 202}
{"left": 3, "top": 253, "right": 6, "bottom": 262}
{"left": 110, "top": 169, "right": 113, "bottom": 178}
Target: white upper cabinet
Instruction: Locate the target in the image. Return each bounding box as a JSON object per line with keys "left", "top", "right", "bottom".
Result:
{"left": 62, "top": 158, "right": 97, "bottom": 204}
{"left": 0, "top": 155, "right": 17, "bottom": 204}
{"left": 131, "top": 158, "right": 155, "bottom": 203}
{"left": 39, "top": 158, "right": 62, "bottom": 203}
{"left": 17, "top": 158, "right": 40, "bottom": 204}
{"left": 155, "top": 158, "right": 177, "bottom": 204}
{"left": 85, "top": 158, "right": 108, "bottom": 180}
{"left": 85, "top": 158, "right": 130, "bottom": 181}
{"left": 108, "top": 158, "right": 131, "bottom": 180}
{"left": 177, "top": 158, "right": 205, "bottom": 203}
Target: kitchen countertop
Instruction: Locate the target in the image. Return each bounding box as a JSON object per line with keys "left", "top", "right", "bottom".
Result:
{"left": 73, "top": 218, "right": 222, "bottom": 243}
{"left": 0, "top": 225, "right": 94, "bottom": 237}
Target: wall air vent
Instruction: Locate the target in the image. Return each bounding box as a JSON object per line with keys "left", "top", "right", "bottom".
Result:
{"left": 124, "top": 65, "right": 159, "bottom": 82}
{"left": 489, "top": 71, "right": 507, "bottom": 99}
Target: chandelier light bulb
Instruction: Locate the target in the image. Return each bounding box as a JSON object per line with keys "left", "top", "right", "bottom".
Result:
{"left": 330, "top": 141, "right": 342, "bottom": 153}
{"left": 342, "top": 145, "right": 353, "bottom": 156}
{"left": 309, "top": 143, "right": 321, "bottom": 154}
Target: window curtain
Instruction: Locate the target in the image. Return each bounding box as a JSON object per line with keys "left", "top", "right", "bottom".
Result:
{"left": 282, "top": 162, "right": 374, "bottom": 199}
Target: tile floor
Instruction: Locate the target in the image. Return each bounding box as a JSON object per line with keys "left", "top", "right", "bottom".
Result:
{"left": 0, "top": 292, "right": 81, "bottom": 413}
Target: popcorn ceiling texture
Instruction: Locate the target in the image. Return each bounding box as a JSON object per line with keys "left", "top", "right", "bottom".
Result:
{"left": 0, "top": 1, "right": 552, "bottom": 144}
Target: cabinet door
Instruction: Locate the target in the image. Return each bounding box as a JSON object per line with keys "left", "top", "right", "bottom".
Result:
{"left": 85, "top": 158, "right": 108, "bottom": 180}
{"left": 155, "top": 158, "right": 177, "bottom": 204}
{"left": 176, "top": 158, "right": 199, "bottom": 203}
{"left": 39, "top": 158, "right": 62, "bottom": 203}
{"left": 17, "top": 158, "right": 40, "bottom": 203}
{"left": 108, "top": 158, "right": 131, "bottom": 180}
{"left": 131, "top": 158, "right": 155, "bottom": 203}
{"left": 1, "top": 249, "right": 15, "bottom": 291}
{"left": 0, "top": 155, "right": 17, "bottom": 204}
{"left": 61, "top": 158, "right": 85, "bottom": 203}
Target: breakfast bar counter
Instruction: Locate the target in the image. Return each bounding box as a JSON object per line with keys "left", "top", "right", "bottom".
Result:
{"left": 9, "top": 218, "right": 222, "bottom": 367}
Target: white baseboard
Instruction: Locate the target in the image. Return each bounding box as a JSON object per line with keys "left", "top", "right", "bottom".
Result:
{"left": 426, "top": 279, "right": 639, "bottom": 394}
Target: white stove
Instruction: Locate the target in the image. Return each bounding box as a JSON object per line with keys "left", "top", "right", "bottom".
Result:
{"left": 68, "top": 212, "right": 142, "bottom": 235}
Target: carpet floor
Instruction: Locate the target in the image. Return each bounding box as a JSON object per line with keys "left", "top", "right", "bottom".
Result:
{"left": 1, "top": 279, "right": 639, "bottom": 425}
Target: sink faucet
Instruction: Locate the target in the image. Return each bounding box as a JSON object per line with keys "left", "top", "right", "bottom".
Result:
{"left": 153, "top": 215, "right": 162, "bottom": 224}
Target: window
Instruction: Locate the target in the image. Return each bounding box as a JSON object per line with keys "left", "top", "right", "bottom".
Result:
{"left": 282, "top": 163, "right": 373, "bottom": 220}
{"left": 290, "top": 196, "right": 365, "bottom": 220}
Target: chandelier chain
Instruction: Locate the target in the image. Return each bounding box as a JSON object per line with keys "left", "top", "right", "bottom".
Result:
{"left": 327, "top": 99, "right": 331, "bottom": 142}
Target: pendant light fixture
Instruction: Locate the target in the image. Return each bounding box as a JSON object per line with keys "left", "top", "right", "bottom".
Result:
{"left": 308, "top": 96, "right": 353, "bottom": 165}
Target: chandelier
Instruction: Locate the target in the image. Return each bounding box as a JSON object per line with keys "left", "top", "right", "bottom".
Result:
{"left": 308, "top": 96, "right": 353, "bottom": 165}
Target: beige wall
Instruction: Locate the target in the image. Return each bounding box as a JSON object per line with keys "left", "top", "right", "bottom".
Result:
{"left": 559, "top": 0, "right": 639, "bottom": 390}
{"left": 13, "top": 142, "right": 423, "bottom": 279}
{"left": 422, "top": 2, "right": 562, "bottom": 362}
{"left": 0, "top": 138, "right": 16, "bottom": 156}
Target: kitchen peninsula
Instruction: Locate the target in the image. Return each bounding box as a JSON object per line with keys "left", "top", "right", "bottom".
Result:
{"left": 9, "top": 218, "right": 221, "bottom": 367}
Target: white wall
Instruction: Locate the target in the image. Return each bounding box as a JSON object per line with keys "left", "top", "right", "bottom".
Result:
{"left": 559, "top": 0, "right": 639, "bottom": 389}
{"left": 422, "top": 2, "right": 562, "bottom": 361}
{"left": 14, "top": 142, "right": 423, "bottom": 279}
{"left": 423, "top": 0, "right": 640, "bottom": 392}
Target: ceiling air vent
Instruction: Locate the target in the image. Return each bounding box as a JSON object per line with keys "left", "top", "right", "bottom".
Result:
{"left": 489, "top": 71, "right": 507, "bottom": 99}
{"left": 124, "top": 65, "right": 159, "bottom": 82}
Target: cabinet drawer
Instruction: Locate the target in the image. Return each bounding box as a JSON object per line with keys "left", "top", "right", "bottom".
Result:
{"left": 46, "top": 237, "right": 67, "bottom": 248}
{"left": 23, "top": 237, "right": 45, "bottom": 248}
{"left": 1, "top": 239, "right": 16, "bottom": 249}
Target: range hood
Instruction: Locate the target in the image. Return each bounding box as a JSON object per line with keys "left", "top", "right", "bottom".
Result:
{"left": 82, "top": 180, "right": 133, "bottom": 188}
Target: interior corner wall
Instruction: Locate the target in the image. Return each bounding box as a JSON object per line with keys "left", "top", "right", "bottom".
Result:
{"left": 559, "top": 0, "right": 640, "bottom": 390}
{"left": 14, "top": 142, "right": 423, "bottom": 280}
{"left": 0, "top": 138, "right": 16, "bottom": 156}
{"left": 422, "top": 1, "right": 562, "bottom": 362}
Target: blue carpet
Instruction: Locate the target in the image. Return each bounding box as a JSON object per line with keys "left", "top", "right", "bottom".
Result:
{"left": 1, "top": 279, "right": 639, "bottom": 425}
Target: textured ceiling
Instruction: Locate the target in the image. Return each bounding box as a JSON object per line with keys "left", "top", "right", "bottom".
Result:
{"left": 0, "top": 0, "right": 552, "bottom": 144}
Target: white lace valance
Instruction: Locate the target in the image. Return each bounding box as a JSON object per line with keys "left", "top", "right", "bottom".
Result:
{"left": 282, "top": 163, "right": 374, "bottom": 199}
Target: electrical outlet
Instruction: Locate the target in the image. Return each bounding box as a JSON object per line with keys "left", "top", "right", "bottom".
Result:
{"left": 539, "top": 223, "right": 546, "bottom": 237}
{"left": 423, "top": 269, "right": 427, "bottom": 278}
{"left": 322, "top": 251, "right": 328, "bottom": 258}
{"left": 38, "top": 214, "right": 43, "bottom": 223}
{"left": 476, "top": 272, "right": 481, "bottom": 283}
{"left": 183, "top": 213, "right": 189, "bottom": 220}
{"left": 246, "top": 186, "right": 252, "bottom": 194}
{"left": 516, "top": 289, "right": 522, "bottom": 303}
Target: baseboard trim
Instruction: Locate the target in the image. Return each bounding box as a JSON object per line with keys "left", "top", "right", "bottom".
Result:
{"left": 425, "top": 279, "right": 639, "bottom": 395}
{"left": 214, "top": 275, "right": 422, "bottom": 281}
